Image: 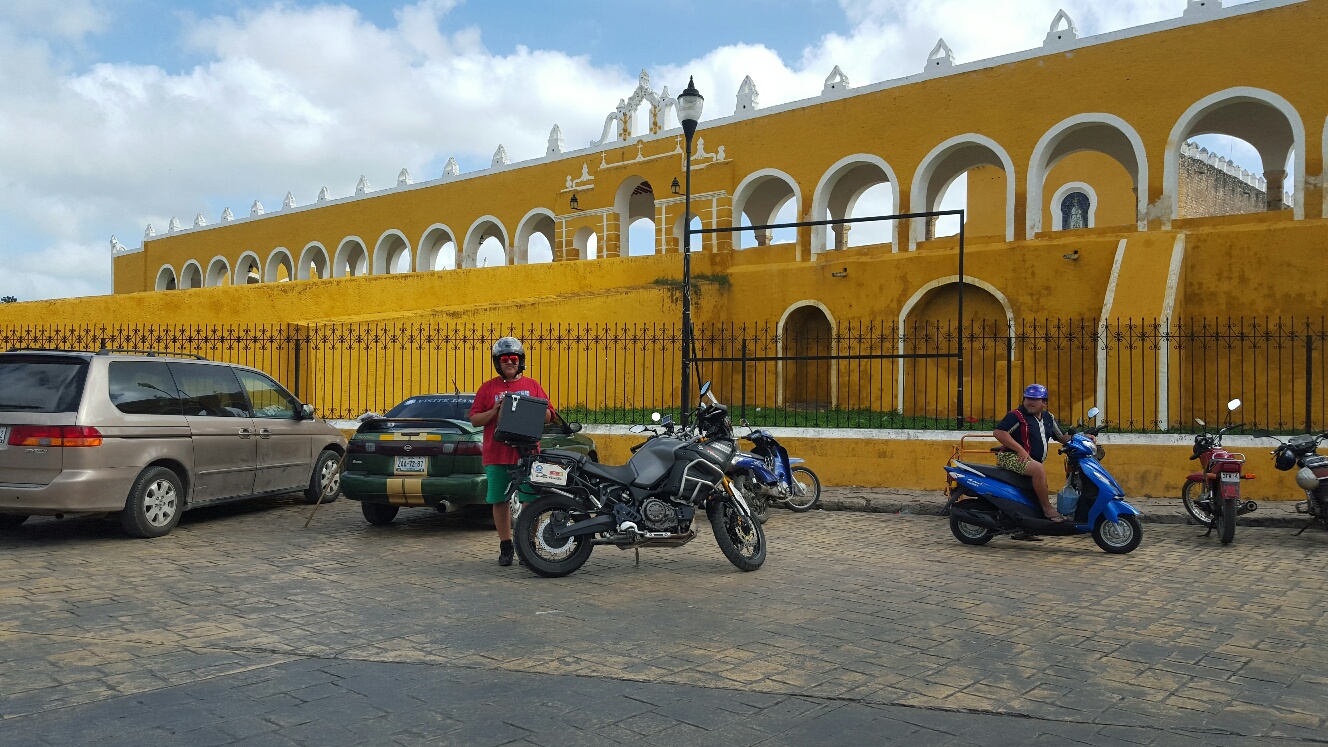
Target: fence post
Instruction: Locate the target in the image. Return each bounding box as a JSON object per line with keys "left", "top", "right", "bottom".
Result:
{"left": 1306, "top": 331, "right": 1314, "bottom": 433}
{"left": 293, "top": 331, "right": 303, "bottom": 401}
{"left": 740, "top": 339, "right": 747, "bottom": 424}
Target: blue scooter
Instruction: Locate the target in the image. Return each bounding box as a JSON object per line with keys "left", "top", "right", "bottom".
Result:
{"left": 730, "top": 425, "right": 821, "bottom": 524}
{"left": 942, "top": 408, "right": 1143, "bottom": 553}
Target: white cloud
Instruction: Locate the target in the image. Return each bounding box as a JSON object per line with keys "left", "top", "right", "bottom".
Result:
{"left": 0, "top": 0, "right": 109, "bottom": 41}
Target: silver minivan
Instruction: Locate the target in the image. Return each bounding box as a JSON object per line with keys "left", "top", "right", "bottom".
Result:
{"left": 0, "top": 349, "right": 346, "bottom": 537}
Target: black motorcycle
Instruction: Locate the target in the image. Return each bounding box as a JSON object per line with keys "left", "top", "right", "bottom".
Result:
{"left": 509, "top": 382, "right": 766, "bottom": 577}
{"left": 1252, "top": 429, "right": 1328, "bottom": 534}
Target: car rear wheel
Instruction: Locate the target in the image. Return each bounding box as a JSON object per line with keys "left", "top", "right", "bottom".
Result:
{"left": 361, "top": 502, "right": 399, "bottom": 525}
{"left": 120, "top": 466, "right": 183, "bottom": 538}
{"left": 303, "top": 450, "right": 342, "bottom": 505}
{"left": 0, "top": 515, "right": 29, "bottom": 530}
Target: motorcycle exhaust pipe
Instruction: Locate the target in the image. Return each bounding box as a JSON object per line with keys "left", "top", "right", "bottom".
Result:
{"left": 1240, "top": 500, "right": 1258, "bottom": 515}
{"left": 949, "top": 506, "right": 1001, "bottom": 531}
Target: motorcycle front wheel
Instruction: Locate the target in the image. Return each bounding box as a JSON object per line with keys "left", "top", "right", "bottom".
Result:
{"left": 1092, "top": 514, "right": 1142, "bottom": 554}
{"left": 1181, "top": 479, "right": 1215, "bottom": 527}
{"left": 513, "top": 495, "right": 595, "bottom": 578}
{"left": 1216, "top": 497, "right": 1237, "bottom": 545}
{"left": 783, "top": 467, "right": 821, "bottom": 512}
{"left": 709, "top": 499, "right": 766, "bottom": 571}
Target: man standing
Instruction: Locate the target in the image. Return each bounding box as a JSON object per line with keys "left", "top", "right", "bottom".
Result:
{"left": 992, "top": 384, "right": 1072, "bottom": 539}
{"left": 469, "top": 337, "right": 551, "bottom": 566}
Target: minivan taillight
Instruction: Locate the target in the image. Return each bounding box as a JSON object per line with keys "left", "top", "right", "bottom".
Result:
{"left": 8, "top": 425, "right": 103, "bottom": 447}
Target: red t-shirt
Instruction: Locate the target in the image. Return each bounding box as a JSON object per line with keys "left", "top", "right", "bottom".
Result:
{"left": 469, "top": 375, "right": 550, "bottom": 466}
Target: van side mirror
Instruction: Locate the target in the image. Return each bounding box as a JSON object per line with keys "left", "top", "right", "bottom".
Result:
{"left": 300, "top": 404, "right": 316, "bottom": 420}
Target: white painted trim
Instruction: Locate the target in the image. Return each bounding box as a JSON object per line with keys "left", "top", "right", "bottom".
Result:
{"left": 264, "top": 247, "right": 294, "bottom": 283}
{"left": 1157, "top": 233, "right": 1187, "bottom": 430}
{"left": 416, "top": 224, "right": 458, "bottom": 272}
{"left": 154, "top": 264, "right": 177, "bottom": 291}
{"left": 371, "top": 229, "right": 412, "bottom": 275}
{"left": 1163, "top": 86, "right": 1307, "bottom": 221}
{"left": 1096, "top": 239, "right": 1128, "bottom": 418}
{"left": 333, "top": 236, "right": 369, "bottom": 279}
{"left": 1049, "top": 182, "right": 1099, "bottom": 230}
{"left": 205, "top": 255, "right": 232, "bottom": 288}
{"left": 896, "top": 276, "right": 1015, "bottom": 412}
{"left": 179, "top": 260, "right": 203, "bottom": 289}
{"left": 1027, "top": 113, "right": 1149, "bottom": 237}
{"left": 514, "top": 208, "right": 557, "bottom": 265}
{"left": 810, "top": 153, "right": 901, "bottom": 256}
{"left": 776, "top": 301, "right": 838, "bottom": 409}
{"left": 909, "top": 134, "right": 1016, "bottom": 251}
{"left": 462, "top": 215, "right": 510, "bottom": 269}
{"left": 731, "top": 168, "right": 803, "bottom": 238}
{"left": 298, "top": 242, "right": 330, "bottom": 280}
{"left": 233, "top": 251, "right": 262, "bottom": 285}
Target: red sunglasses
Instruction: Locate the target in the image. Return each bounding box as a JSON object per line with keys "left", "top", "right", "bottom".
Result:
{"left": 498, "top": 355, "right": 521, "bottom": 364}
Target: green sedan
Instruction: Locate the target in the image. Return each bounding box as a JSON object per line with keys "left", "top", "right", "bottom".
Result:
{"left": 341, "top": 394, "right": 596, "bottom": 525}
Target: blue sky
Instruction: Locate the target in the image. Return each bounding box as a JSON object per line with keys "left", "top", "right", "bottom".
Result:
{"left": 0, "top": 0, "right": 1269, "bottom": 300}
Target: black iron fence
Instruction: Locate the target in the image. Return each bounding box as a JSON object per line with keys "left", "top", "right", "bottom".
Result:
{"left": 2, "top": 317, "right": 1324, "bottom": 433}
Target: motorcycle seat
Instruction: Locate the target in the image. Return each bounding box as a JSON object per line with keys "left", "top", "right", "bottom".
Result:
{"left": 581, "top": 460, "right": 637, "bottom": 484}
{"left": 957, "top": 461, "right": 1035, "bottom": 493}
{"left": 540, "top": 449, "right": 588, "bottom": 463}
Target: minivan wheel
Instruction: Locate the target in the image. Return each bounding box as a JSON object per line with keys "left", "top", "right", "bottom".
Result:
{"left": 0, "top": 515, "right": 29, "bottom": 530}
{"left": 120, "top": 467, "right": 183, "bottom": 538}
{"left": 303, "top": 450, "right": 343, "bottom": 505}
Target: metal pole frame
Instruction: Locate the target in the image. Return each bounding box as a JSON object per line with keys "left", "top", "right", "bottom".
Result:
{"left": 681, "top": 130, "right": 695, "bottom": 425}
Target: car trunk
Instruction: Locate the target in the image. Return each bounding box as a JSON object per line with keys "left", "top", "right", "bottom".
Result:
{"left": 347, "top": 419, "right": 483, "bottom": 478}
{"left": 0, "top": 356, "right": 89, "bottom": 486}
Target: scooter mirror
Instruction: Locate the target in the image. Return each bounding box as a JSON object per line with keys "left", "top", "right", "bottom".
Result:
{"left": 1195, "top": 418, "right": 1206, "bottom": 427}
{"left": 651, "top": 411, "right": 661, "bottom": 423}
{"left": 660, "top": 415, "right": 674, "bottom": 426}
{"left": 1227, "top": 398, "right": 1242, "bottom": 411}
{"left": 629, "top": 424, "right": 646, "bottom": 433}
{"left": 1087, "top": 406, "right": 1101, "bottom": 420}
{"left": 698, "top": 381, "right": 712, "bottom": 400}
{"left": 740, "top": 417, "right": 749, "bottom": 427}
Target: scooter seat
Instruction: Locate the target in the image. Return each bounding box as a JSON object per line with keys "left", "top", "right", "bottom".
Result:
{"left": 957, "top": 461, "right": 1035, "bottom": 493}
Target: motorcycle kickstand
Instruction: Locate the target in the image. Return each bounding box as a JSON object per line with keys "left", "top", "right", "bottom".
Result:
{"left": 1294, "top": 519, "right": 1314, "bottom": 537}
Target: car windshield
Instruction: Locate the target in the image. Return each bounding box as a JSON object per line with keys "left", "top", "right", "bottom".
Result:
{"left": 384, "top": 395, "right": 474, "bottom": 420}
{"left": 0, "top": 356, "right": 89, "bottom": 413}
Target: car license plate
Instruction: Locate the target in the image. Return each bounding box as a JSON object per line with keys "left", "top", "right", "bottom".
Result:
{"left": 395, "top": 456, "right": 427, "bottom": 474}
{"left": 530, "top": 461, "right": 568, "bottom": 486}
{"left": 0, "top": 427, "right": 7, "bottom": 446}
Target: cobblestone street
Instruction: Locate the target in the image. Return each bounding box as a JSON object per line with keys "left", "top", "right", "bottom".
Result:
{"left": 2, "top": 497, "right": 1326, "bottom": 746}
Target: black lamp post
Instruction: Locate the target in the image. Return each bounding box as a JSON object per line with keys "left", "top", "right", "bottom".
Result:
{"left": 675, "top": 76, "right": 704, "bottom": 423}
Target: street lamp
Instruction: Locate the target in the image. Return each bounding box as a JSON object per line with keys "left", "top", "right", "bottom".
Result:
{"left": 676, "top": 76, "right": 704, "bottom": 423}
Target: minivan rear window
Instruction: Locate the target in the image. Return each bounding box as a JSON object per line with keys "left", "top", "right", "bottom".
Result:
{"left": 109, "top": 361, "right": 184, "bottom": 416}
{"left": 0, "top": 356, "right": 89, "bottom": 413}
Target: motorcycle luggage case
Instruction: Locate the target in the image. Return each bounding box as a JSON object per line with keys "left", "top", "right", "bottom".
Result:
{"left": 494, "top": 394, "right": 549, "bottom": 445}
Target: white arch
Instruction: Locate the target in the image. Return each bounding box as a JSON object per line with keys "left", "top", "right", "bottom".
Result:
{"left": 776, "top": 300, "right": 838, "bottom": 409}
{"left": 462, "top": 215, "right": 509, "bottom": 269}
{"left": 416, "top": 224, "right": 458, "bottom": 272}
{"left": 154, "top": 264, "right": 177, "bottom": 291}
{"left": 1164, "top": 86, "right": 1306, "bottom": 221}
{"left": 731, "top": 168, "right": 803, "bottom": 247}
{"left": 333, "top": 236, "right": 370, "bottom": 278}
{"left": 895, "top": 275, "right": 1015, "bottom": 412}
{"left": 1049, "top": 181, "right": 1100, "bottom": 230}
{"left": 1027, "top": 113, "right": 1149, "bottom": 237}
{"left": 205, "top": 256, "right": 232, "bottom": 287}
{"left": 909, "top": 133, "right": 1017, "bottom": 251}
{"left": 514, "top": 208, "right": 556, "bottom": 265}
{"left": 810, "top": 153, "right": 902, "bottom": 255}
{"left": 372, "top": 229, "right": 412, "bottom": 275}
{"left": 180, "top": 260, "right": 203, "bottom": 289}
{"left": 298, "top": 242, "right": 330, "bottom": 280}
{"left": 233, "top": 251, "right": 262, "bottom": 285}
{"left": 264, "top": 247, "right": 294, "bottom": 283}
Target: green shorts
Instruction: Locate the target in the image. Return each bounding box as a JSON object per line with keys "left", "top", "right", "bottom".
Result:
{"left": 484, "top": 465, "right": 537, "bottom": 504}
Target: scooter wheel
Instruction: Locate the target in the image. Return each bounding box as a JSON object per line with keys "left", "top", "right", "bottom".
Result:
{"left": 950, "top": 514, "right": 995, "bottom": 545}
{"left": 1092, "top": 514, "right": 1142, "bottom": 554}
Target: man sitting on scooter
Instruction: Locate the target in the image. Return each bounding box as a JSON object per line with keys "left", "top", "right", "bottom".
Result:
{"left": 993, "top": 384, "right": 1073, "bottom": 537}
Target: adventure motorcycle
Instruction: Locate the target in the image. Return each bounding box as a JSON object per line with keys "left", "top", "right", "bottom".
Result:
{"left": 1181, "top": 398, "right": 1257, "bottom": 544}
{"left": 730, "top": 424, "right": 821, "bottom": 523}
{"left": 943, "top": 407, "right": 1143, "bottom": 553}
{"left": 509, "top": 382, "right": 766, "bottom": 577}
{"left": 1251, "top": 428, "right": 1328, "bottom": 535}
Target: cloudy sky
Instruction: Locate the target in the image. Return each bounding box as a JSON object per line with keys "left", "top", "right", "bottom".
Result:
{"left": 0, "top": 0, "right": 1261, "bottom": 300}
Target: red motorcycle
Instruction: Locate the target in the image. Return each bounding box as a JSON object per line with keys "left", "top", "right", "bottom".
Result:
{"left": 1181, "top": 399, "right": 1257, "bottom": 544}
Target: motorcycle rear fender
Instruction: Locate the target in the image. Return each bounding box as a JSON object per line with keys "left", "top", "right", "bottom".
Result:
{"left": 1186, "top": 472, "right": 1208, "bottom": 483}
{"left": 788, "top": 457, "right": 805, "bottom": 465}
{"left": 732, "top": 455, "right": 779, "bottom": 484}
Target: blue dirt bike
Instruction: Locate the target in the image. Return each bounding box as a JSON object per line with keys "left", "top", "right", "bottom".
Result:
{"left": 729, "top": 425, "right": 821, "bottom": 524}
{"left": 942, "top": 408, "right": 1142, "bottom": 553}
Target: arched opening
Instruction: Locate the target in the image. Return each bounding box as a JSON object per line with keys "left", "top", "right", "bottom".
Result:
{"left": 810, "top": 155, "right": 899, "bottom": 253}
{"left": 205, "top": 257, "right": 232, "bottom": 287}
{"left": 910, "top": 135, "right": 1015, "bottom": 250}
{"left": 616, "top": 177, "right": 657, "bottom": 256}
{"left": 515, "top": 210, "right": 556, "bottom": 265}
{"left": 899, "top": 279, "right": 1014, "bottom": 422}
{"left": 155, "top": 265, "right": 177, "bottom": 291}
{"left": 1166, "top": 88, "right": 1305, "bottom": 220}
{"left": 732, "top": 169, "right": 800, "bottom": 251}
{"left": 417, "top": 225, "right": 458, "bottom": 271}
{"left": 234, "top": 252, "right": 262, "bottom": 285}
{"left": 1027, "top": 115, "right": 1147, "bottom": 236}
{"left": 298, "top": 243, "right": 330, "bottom": 280}
{"left": 333, "top": 237, "right": 369, "bottom": 278}
{"left": 265, "top": 248, "right": 295, "bottom": 283}
{"left": 180, "top": 261, "right": 203, "bottom": 289}
{"left": 1178, "top": 136, "right": 1281, "bottom": 218}
{"left": 780, "top": 303, "right": 833, "bottom": 408}
{"left": 373, "top": 230, "right": 412, "bottom": 275}
{"left": 572, "top": 227, "right": 599, "bottom": 261}
{"left": 462, "top": 216, "right": 508, "bottom": 269}
{"left": 673, "top": 215, "right": 704, "bottom": 253}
